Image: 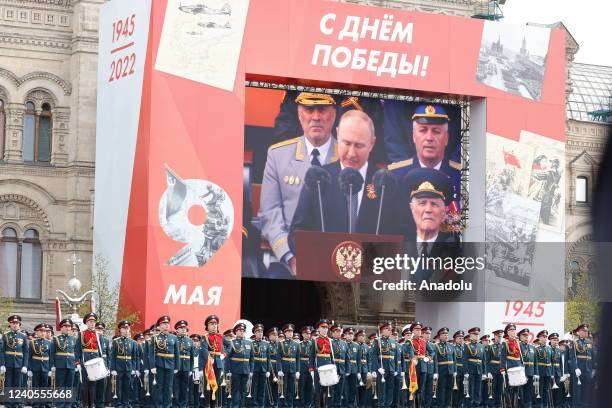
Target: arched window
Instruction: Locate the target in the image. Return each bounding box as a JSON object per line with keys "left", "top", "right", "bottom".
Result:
{"left": 0, "top": 227, "right": 18, "bottom": 297}
{"left": 0, "top": 227, "right": 43, "bottom": 299}
{"left": 0, "top": 100, "right": 5, "bottom": 160}
{"left": 22, "top": 101, "right": 52, "bottom": 163}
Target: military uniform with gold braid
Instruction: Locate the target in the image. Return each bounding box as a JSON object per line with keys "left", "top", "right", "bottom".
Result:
{"left": 75, "top": 313, "right": 107, "bottom": 408}
{"left": 518, "top": 328, "right": 537, "bottom": 408}
{"left": 224, "top": 322, "right": 254, "bottom": 408}
{"left": 148, "top": 315, "right": 180, "bottom": 408}
{"left": 2, "top": 315, "right": 29, "bottom": 408}
{"left": 328, "top": 324, "right": 348, "bottom": 408}
{"left": 370, "top": 322, "right": 400, "bottom": 408}
{"left": 568, "top": 323, "right": 593, "bottom": 408}
{"left": 250, "top": 324, "right": 271, "bottom": 408}
{"left": 464, "top": 327, "right": 485, "bottom": 408}
{"left": 109, "top": 320, "right": 138, "bottom": 408}
{"left": 278, "top": 324, "right": 300, "bottom": 408}
{"left": 173, "top": 320, "right": 196, "bottom": 408}
{"left": 28, "top": 323, "right": 52, "bottom": 408}
{"left": 50, "top": 318, "right": 77, "bottom": 408}
{"left": 432, "top": 327, "right": 455, "bottom": 408}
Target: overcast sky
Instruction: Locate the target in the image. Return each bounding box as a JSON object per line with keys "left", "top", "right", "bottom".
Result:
{"left": 502, "top": 0, "right": 612, "bottom": 66}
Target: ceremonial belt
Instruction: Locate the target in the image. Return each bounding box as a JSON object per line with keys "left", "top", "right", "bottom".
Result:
{"left": 117, "top": 356, "right": 132, "bottom": 360}
{"left": 300, "top": 358, "right": 309, "bottom": 361}
{"left": 361, "top": 360, "right": 367, "bottom": 364}
{"left": 507, "top": 356, "right": 520, "bottom": 361}
{"left": 32, "top": 356, "right": 49, "bottom": 361}
{"left": 5, "top": 351, "right": 23, "bottom": 356}
{"left": 456, "top": 364, "right": 464, "bottom": 367}
{"left": 271, "top": 359, "right": 277, "bottom": 362}
{"left": 180, "top": 355, "right": 191, "bottom": 359}
{"left": 382, "top": 355, "right": 394, "bottom": 359}
{"left": 553, "top": 363, "right": 560, "bottom": 367}
{"left": 316, "top": 354, "right": 330, "bottom": 358}
{"left": 490, "top": 360, "right": 501, "bottom": 364}
{"left": 524, "top": 362, "right": 534, "bottom": 365}
{"left": 255, "top": 357, "right": 267, "bottom": 362}
{"left": 83, "top": 349, "right": 98, "bottom": 353}
{"left": 438, "top": 361, "right": 453, "bottom": 365}
{"left": 335, "top": 359, "right": 345, "bottom": 363}
{"left": 156, "top": 353, "right": 175, "bottom": 358}
{"left": 231, "top": 358, "right": 249, "bottom": 362}
{"left": 537, "top": 363, "right": 551, "bottom": 367}
{"left": 349, "top": 360, "right": 357, "bottom": 363}
{"left": 56, "top": 352, "right": 74, "bottom": 357}
{"left": 282, "top": 357, "right": 296, "bottom": 362}
{"left": 210, "top": 352, "right": 222, "bottom": 356}
{"left": 577, "top": 355, "right": 591, "bottom": 360}
{"left": 468, "top": 358, "right": 481, "bottom": 363}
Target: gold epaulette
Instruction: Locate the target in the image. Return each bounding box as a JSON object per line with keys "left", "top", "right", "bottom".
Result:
{"left": 269, "top": 137, "right": 300, "bottom": 150}
{"left": 449, "top": 160, "right": 462, "bottom": 170}
{"left": 387, "top": 158, "right": 413, "bottom": 170}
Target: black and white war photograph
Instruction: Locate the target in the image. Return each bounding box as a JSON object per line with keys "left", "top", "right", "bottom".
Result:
{"left": 477, "top": 20, "right": 551, "bottom": 100}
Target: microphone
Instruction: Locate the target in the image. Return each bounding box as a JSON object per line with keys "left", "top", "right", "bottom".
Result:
{"left": 339, "top": 168, "right": 364, "bottom": 233}
{"left": 372, "top": 169, "right": 396, "bottom": 235}
{"left": 304, "top": 166, "right": 332, "bottom": 232}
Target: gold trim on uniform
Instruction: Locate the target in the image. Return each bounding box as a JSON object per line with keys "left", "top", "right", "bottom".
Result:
{"left": 366, "top": 183, "right": 377, "bottom": 200}
{"left": 272, "top": 236, "right": 288, "bottom": 251}
{"left": 270, "top": 137, "right": 299, "bottom": 151}
{"left": 449, "top": 160, "right": 462, "bottom": 170}
{"left": 387, "top": 158, "right": 413, "bottom": 170}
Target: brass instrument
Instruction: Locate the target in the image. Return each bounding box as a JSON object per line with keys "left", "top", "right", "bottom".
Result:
{"left": 401, "top": 372, "right": 408, "bottom": 390}
{"left": 0, "top": 371, "right": 5, "bottom": 396}
{"left": 112, "top": 374, "right": 118, "bottom": 399}
{"left": 552, "top": 376, "right": 559, "bottom": 389}
{"left": 487, "top": 377, "right": 493, "bottom": 399}
{"left": 153, "top": 373, "right": 157, "bottom": 385}
{"left": 452, "top": 374, "right": 458, "bottom": 390}
{"left": 27, "top": 375, "right": 32, "bottom": 391}
{"left": 534, "top": 375, "right": 541, "bottom": 399}
{"left": 51, "top": 370, "right": 57, "bottom": 392}
{"left": 432, "top": 376, "right": 438, "bottom": 399}
{"left": 247, "top": 375, "right": 253, "bottom": 398}
{"left": 373, "top": 380, "right": 378, "bottom": 400}
{"left": 278, "top": 375, "right": 285, "bottom": 399}
{"left": 565, "top": 376, "right": 571, "bottom": 398}
{"left": 294, "top": 377, "right": 299, "bottom": 400}
{"left": 144, "top": 371, "right": 151, "bottom": 396}
{"left": 226, "top": 373, "right": 232, "bottom": 399}
{"left": 199, "top": 377, "right": 206, "bottom": 398}
{"left": 464, "top": 374, "right": 470, "bottom": 398}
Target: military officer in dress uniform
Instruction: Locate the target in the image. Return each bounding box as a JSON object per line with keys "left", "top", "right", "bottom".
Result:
{"left": 310, "top": 320, "right": 334, "bottom": 408}
{"left": 500, "top": 324, "right": 522, "bottom": 408}
{"left": 131, "top": 332, "right": 146, "bottom": 408}
{"left": 258, "top": 92, "right": 339, "bottom": 276}
{"left": 399, "top": 327, "right": 414, "bottom": 408}
{"left": 343, "top": 328, "right": 359, "bottom": 408}
{"left": 173, "top": 320, "right": 197, "bottom": 408}
{"left": 94, "top": 321, "right": 111, "bottom": 406}
{"left": 70, "top": 323, "right": 82, "bottom": 408}
{"left": 328, "top": 324, "right": 347, "bottom": 408}
{"left": 464, "top": 327, "right": 485, "bottom": 408}
{"left": 225, "top": 322, "right": 254, "bottom": 408}
{"left": 298, "top": 326, "right": 314, "bottom": 408}
{"left": 518, "top": 328, "right": 536, "bottom": 408}
{"left": 547, "top": 333, "right": 564, "bottom": 408}
{"left": 2, "top": 315, "right": 29, "bottom": 407}
{"left": 451, "top": 330, "right": 466, "bottom": 408}
{"left": 110, "top": 320, "right": 138, "bottom": 408}
{"left": 267, "top": 327, "right": 281, "bottom": 408}
{"left": 534, "top": 330, "right": 553, "bottom": 408}
{"left": 422, "top": 327, "right": 436, "bottom": 408}
{"left": 409, "top": 322, "right": 429, "bottom": 407}
{"left": 76, "top": 313, "right": 108, "bottom": 408}
{"left": 568, "top": 323, "right": 593, "bottom": 408}
{"left": 203, "top": 315, "right": 225, "bottom": 408}
{"left": 149, "top": 315, "right": 180, "bottom": 408}
{"left": 480, "top": 335, "right": 491, "bottom": 403}
{"left": 50, "top": 318, "right": 77, "bottom": 408}
{"left": 387, "top": 104, "right": 461, "bottom": 201}
{"left": 371, "top": 322, "right": 400, "bottom": 408}
{"left": 251, "top": 324, "right": 270, "bottom": 408}
{"left": 433, "top": 327, "right": 455, "bottom": 408}
{"left": 28, "top": 323, "right": 52, "bottom": 408}
{"left": 487, "top": 330, "right": 504, "bottom": 408}
{"left": 279, "top": 324, "right": 300, "bottom": 408}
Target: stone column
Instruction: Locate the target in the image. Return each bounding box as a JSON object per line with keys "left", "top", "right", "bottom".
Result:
{"left": 3, "top": 103, "right": 25, "bottom": 163}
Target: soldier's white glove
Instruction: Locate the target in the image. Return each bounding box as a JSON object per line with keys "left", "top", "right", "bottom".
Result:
{"left": 345, "top": 373, "right": 350, "bottom": 377}
{"left": 51, "top": 366, "right": 56, "bottom": 372}
{"left": 487, "top": 372, "right": 493, "bottom": 379}
{"left": 371, "top": 371, "right": 377, "bottom": 379}
{"left": 131, "top": 370, "right": 136, "bottom": 376}
{"left": 310, "top": 371, "right": 315, "bottom": 381}
{"left": 21, "top": 367, "right": 28, "bottom": 374}
{"left": 0, "top": 366, "right": 5, "bottom": 373}
{"left": 394, "top": 371, "right": 398, "bottom": 376}
{"left": 482, "top": 374, "right": 487, "bottom": 380}
{"left": 144, "top": 369, "right": 149, "bottom": 375}
{"left": 433, "top": 374, "right": 438, "bottom": 380}
{"left": 76, "top": 365, "right": 81, "bottom": 372}
{"left": 220, "top": 354, "right": 225, "bottom": 361}
{"left": 48, "top": 371, "right": 53, "bottom": 377}
{"left": 561, "top": 374, "right": 569, "bottom": 382}
{"left": 265, "top": 372, "right": 270, "bottom": 378}
{"left": 357, "top": 373, "right": 362, "bottom": 381}
{"left": 151, "top": 368, "right": 157, "bottom": 375}
{"left": 27, "top": 371, "right": 33, "bottom": 377}
{"left": 111, "top": 370, "right": 118, "bottom": 376}
{"left": 464, "top": 373, "right": 469, "bottom": 379}
{"left": 575, "top": 368, "right": 581, "bottom": 377}
{"left": 295, "top": 372, "right": 300, "bottom": 380}
{"left": 174, "top": 369, "right": 178, "bottom": 374}
{"left": 136, "top": 371, "right": 141, "bottom": 377}
{"left": 377, "top": 367, "right": 385, "bottom": 376}
{"left": 551, "top": 375, "right": 555, "bottom": 380}
{"left": 227, "top": 373, "right": 232, "bottom": 378}
{"left": 107, "top": 369, "right": 111, "bottom": 377}
{"left": 366, "top": 372, "right": 372, "bottom": 380}
{"left": 533, "top": 375, "right": 540, "bottom": 380}
{"left": 278, "top": 371, "right": 284, "bottom": 377}
{"left": 453, "top": 372, "right": 457, "bottom": 377}
{"left": 249, "top": 372, "right": 253, "bottom": 378}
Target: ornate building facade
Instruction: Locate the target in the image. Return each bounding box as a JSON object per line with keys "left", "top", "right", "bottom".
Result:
{"left": 0, "top": 0, "right": 103, "bottom": 326}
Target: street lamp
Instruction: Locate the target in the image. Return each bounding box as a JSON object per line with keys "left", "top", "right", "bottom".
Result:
{"left": 56, "top": 252, "right": 93, "bottom": 327}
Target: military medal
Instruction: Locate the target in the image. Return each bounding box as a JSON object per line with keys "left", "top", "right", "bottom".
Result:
{"left": 289, "top": 176, "right": 295, "bottom": 185}
{"left": 295, "top": 176, "right": 300, "bottom": 185}
{"left": 366, "top": 183, "right": 376, "bottom": 199}
{"left": 423, "top": 356, "right": 430, "bottom": 363}
{"left": 284, "top": 175, "right": 290, "bottom": 184}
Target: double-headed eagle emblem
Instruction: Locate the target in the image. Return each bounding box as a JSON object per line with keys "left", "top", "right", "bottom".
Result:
{"left": 333, "top": 242, "right": 363, "bottom": 280}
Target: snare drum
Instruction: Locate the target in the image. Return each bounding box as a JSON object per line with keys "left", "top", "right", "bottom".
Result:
{"left": 84, "top": 357, "right": 107, "bottom": 381}
{"left": 317, "top": 364, "right": 339, "bottom": 387}
{"left": 507, "top": 366, "right": 527, "bottom": 386}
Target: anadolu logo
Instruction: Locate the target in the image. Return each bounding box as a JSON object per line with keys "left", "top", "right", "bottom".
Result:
{"left": 158, "top": 165, "right": 234, "bottom": 267}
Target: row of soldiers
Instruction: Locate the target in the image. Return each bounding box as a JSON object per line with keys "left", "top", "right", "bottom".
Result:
{"left": 1, "top": 314, "right": 596, "bottom": 408}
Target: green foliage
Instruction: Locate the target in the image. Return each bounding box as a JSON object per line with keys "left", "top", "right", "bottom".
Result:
{"left": 565, "top": 266, "right": 599, "bottom": 333}
{"left": 0, "top": 297, "right": 13, "bottom": 333}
